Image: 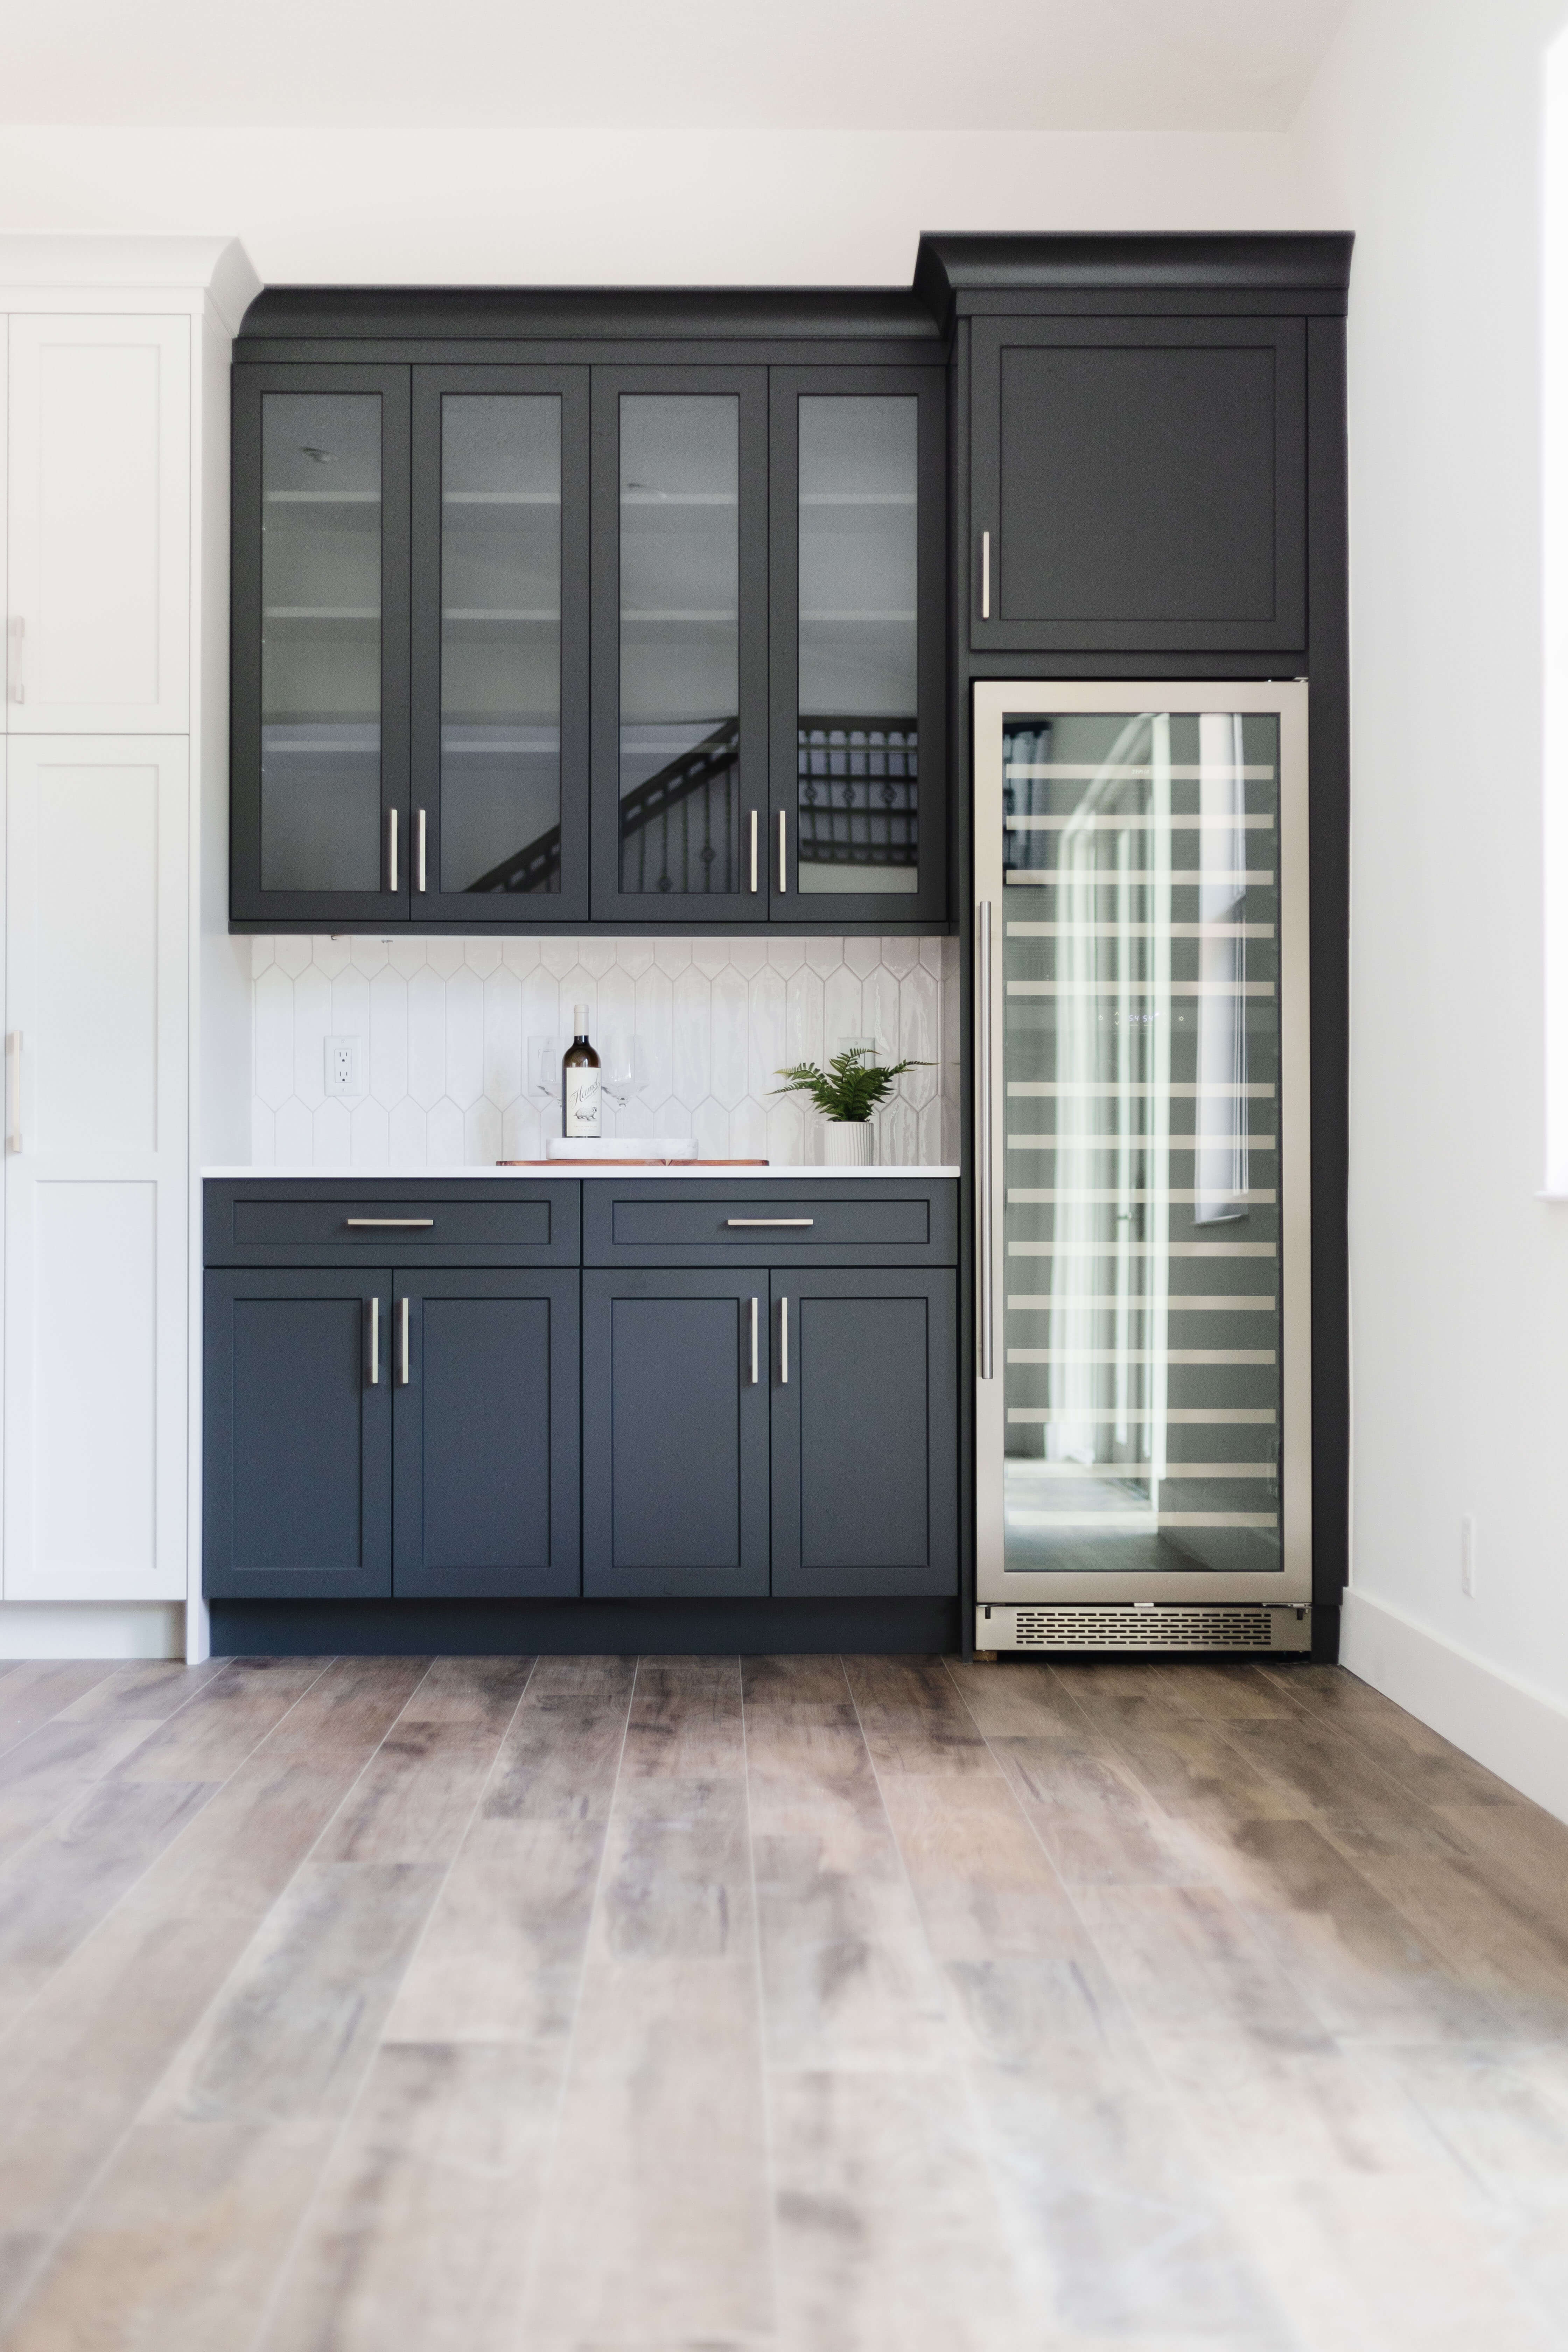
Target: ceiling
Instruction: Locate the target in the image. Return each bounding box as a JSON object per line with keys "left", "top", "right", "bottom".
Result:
{"left": 0, "top": 0, "right": 1355, "bottom": 132}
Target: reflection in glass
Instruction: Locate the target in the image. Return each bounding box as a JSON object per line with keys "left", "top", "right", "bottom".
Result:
{"left": 440, "top": 396, "right": 562, "bottom": 894}
{"left": 618, "top": 396, "right": 740, "bottom": 894}
{"left": 1001, "top": 710, "right": 1283, "bottom": 1576}
{"left": 261, "top": 393, "right": 382, "bottom": 891}
{"left": 797, "top": 397, "right": 918, "bottom": 894}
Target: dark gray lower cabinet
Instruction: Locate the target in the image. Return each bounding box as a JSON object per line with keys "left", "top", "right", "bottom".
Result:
{"left": 393, "top": 1272, "right": 580, "bottom": 1598}
{"left": 771, "top": 1270, "right": 957, "bottom": 1598}
{"left": 205, "top": 1265, "right": 580, "bottom": 1601}
{"left": 204, "top": 1270, "right": 392, "bottom": 1600}
{"left": 582, "top": 1269, "right": 770, "bottom": 1598}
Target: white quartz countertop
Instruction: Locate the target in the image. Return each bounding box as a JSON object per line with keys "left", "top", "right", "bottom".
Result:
{"left": 202, "top": 1165, "right": 960, "bottom": 1182}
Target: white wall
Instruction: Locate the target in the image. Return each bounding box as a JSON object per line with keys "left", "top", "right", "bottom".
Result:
{"left": 0, "top": 127, "right": 1308, "bottom": 284}
{"left": 1297, "top": 0, "right": 1568, "bottom": 1814}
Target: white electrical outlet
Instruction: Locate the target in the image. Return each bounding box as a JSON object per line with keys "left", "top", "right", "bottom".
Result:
{"left": 1460, "top": 1513, "right": 1476, "bottom": 1597}
{"left": 324, "top": 1036, "right": 361, "bottom": 1097}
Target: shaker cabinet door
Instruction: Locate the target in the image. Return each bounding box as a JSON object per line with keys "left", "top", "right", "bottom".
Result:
{"left": 392, "top": 1269, "right": 580, "bottom": 1597}
{"left": 582, "top": 1268, "right": 770, "bottom": 1596}
{"left": 231, "top": 364, "right": 411, "bottom": 925}
{"left": 204, "top": 1270, "right": 392, "bottom": 1600}
{"left": 409, "top": 367, "right": 590, "bottom": 923}
{"left": 770, "top": 1269, "right": 957, "bottom": 1598}
{"left": 969, "top": 315, "right": 1306, "bottom": 652}
{"left": 769, "top": 366, "right": 947, "bottom": 923}
{"left": 7, "top": 314, "right": 190, "bottom": 732}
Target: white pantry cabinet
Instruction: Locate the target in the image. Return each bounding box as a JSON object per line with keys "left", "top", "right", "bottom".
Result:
{"left": 5, "top": 313, "right": 190, "bottom": 734}
{"left": 3, "top": 737, "right": 189, "bottom": 1601}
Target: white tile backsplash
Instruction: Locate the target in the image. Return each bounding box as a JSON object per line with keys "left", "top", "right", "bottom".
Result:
{"left": 249, "top": 935, "right": 960, "bottom": 1168}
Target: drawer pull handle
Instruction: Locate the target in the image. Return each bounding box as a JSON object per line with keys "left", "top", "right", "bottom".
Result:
{"left": 725, "top": 1218, "right": 814, "bottom": 1228}
{"left": 368, "top": 1295, "right": 379, "bottom": 1386}
{"left": 345, "top": 1218, "right": 436, "bottom": 1228}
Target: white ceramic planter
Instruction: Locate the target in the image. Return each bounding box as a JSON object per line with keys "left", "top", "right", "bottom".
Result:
{"left": 823, "top": 1122, "right": 874, "bottom": 1167}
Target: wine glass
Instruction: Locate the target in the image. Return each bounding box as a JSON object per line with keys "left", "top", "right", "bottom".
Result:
{"left": 600, "top": 1031, "right": 637, "bottom": 1130}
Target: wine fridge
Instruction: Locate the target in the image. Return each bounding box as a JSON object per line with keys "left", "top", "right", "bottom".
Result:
{"left": 974, "top": 682, "right": 1312, "bottom": 1653}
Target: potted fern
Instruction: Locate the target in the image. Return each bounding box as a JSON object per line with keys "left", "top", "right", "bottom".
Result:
{"left": 773, "top": 1045, "right": 928, "bottom": 1167}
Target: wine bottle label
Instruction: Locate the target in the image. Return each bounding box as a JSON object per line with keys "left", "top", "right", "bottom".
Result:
{"left": 564, "top": 1066, "right": 601, "bottom": 1138}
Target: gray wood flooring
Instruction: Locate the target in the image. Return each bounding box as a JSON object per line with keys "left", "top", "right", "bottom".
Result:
{"left": 0, "top": 1650, "right": 1563, "bottom": 2349}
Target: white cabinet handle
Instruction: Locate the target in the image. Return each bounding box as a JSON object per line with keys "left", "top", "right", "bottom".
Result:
{"left": 6, "top": 617, "right": 22, "bottom": 705}
{"left": 777, "top": 810, "right": 788, "bottom": 894}
{"left": 981, "top": 531, "right": 991, "bottom": 621}
{"left": 749, "top": 808, "right": 759, "bottom": 893}
{"left": 399, "top": 1295, "right": 411, "bottom": 1386}
{"left": 779, "top": 1293, "right": 789, "bottom": 1385}
{"left": 749, "top": 1295, "right": 759, "bottom": 1385}
{"left": 6, "top": 1032, "right": 21, "bottom": 1154}
{"left": 416, "top": 807, "right": 427, "bottom": 892}
{"left": 387, "top": 807, "right": 399, "bottom": 893}
{"left": 368, "top": 1295, "right": 379, "bottom": 1385}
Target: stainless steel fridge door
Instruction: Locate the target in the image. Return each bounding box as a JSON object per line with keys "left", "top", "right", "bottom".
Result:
{"left": 974, "top": 681, "right": 1311, "bottom": 1609}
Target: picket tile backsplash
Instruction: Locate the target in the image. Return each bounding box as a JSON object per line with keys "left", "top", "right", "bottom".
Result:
{"left": 250, "top": 936, "right": 960, "bottom": 1168}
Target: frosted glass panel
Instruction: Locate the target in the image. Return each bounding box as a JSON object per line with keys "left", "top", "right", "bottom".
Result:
{"left": 1001, "top": 709, "right": 1283, "bottom": 1577}
{"left": 440, "top": 394, "right": 563, "bottom": 894}
{"left": 260, "top": 393, "right": 382, "bottom": 892}
{"left": 797, "top": 397, "right": 918, "bottom": 896}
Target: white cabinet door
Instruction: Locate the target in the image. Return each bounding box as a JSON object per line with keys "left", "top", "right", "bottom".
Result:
{"left": 6, "top": 316, "right": 190, "bottom": 733}
{"left": 4, "top": 737, "right": 188, "bottom": 1600}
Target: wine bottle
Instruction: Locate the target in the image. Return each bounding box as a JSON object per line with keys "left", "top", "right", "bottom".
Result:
{"left": 562, "top": 1005, "right": 601, "bottom": 1139}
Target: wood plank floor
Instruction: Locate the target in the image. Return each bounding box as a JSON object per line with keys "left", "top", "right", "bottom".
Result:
{"left": 0, "top": 1652, "right": 1564, "bottom": 2350}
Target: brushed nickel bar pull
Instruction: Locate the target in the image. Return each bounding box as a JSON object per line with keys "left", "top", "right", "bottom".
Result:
{"left": 725, "top": 1217, "right": 813, "bottom": 1228}
{"left": 416, "top": 807, "right": 427, "bottom": 892}
{"left": 345, "top": 1217, "right": 435, "bottom": 1228}
{"left": 749, "top": 808, "right": 759, "bottom": 893}
{"left": 6, "top": 1031, "right": 20, "bottom": 1155}
{"left": 387, "top": 807, "right": 399, "bottom": 893}
{"left": 981, "top": 531, "right": 991, "bottom": 621}
{"left": 749, "top": 1295, "right": 759, "bottom": 1385}
{"left": 978, "top": 898, "right": 995, "bottom": 1380}
{"left": 779, "top": 1293, "right": 789, "bottom": 1385}
{"left": 399, "top": 1296, "right": 411, "bottom": 1386}
{"left": 777, "top": 810, "right": 788, "bottom": 894}
{"left": 368, "top": 1295, "right": 379, "bottom": 1385}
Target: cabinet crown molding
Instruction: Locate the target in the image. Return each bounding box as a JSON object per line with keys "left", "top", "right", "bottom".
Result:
{"left": 0, "top": 233, "right": 261, "bottom": 331}
{"left": 914, "top": 230, "right": 1354, "bottom": 327}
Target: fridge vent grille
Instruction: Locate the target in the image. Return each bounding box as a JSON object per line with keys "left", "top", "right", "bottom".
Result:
{"left": 1009, "top": 1605, "right": 1279, "bottom": 1651}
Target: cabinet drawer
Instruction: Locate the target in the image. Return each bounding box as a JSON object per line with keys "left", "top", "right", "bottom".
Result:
{"left": 205, "top": 1181, "right": 580, "bottom": 1268}
{"left": 582, "top": 1180, "right": 957, "bottom": 1267}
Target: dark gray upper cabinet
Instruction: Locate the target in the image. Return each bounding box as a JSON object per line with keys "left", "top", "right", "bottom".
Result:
{"left": 589, "top": 367, "right": 770, "bottom": 923}
{"left": 770, "top": 1269, "right": 957, "bottom": 1599}
{"left": 768, "top": 367, "right": 947, "bottom": 924}
{"left": 393, "top": 1270, "right": 580, "bottom": 1598}
{"left": 231, "top": 366, "right": 412, "bottom": 926}
{"left": 204, "top": 1269, "right": 393, "bottom": 1600}
{"left": 411, "top": 368, "right": 591, "bottom": 924}
{"left": 969, "top": 316, "right": 1307, "bottom": 653}
{"left": 582, "top": 1267, "right": 771, "bottom": 1598}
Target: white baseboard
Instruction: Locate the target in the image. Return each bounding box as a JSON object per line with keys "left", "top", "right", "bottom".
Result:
{"left": 0, "top": 1603, "right": 184, "bottom": 1661}
{"left": 1341, "top": 1589, "right": 1568, "bottom": 1827}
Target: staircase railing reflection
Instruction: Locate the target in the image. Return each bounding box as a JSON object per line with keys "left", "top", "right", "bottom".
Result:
{"left": 797, "top": 716, "right": 918, "bottom": 873}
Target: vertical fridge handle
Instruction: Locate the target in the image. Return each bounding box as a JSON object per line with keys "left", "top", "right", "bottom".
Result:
{"left": 977, "top": 900, "right": 995, "bottom": 1380}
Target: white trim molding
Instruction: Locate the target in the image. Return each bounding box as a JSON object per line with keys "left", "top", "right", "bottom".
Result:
{"left": 1342, "top": 1588, "right": 1568, "bottom": 1828}
{"left": 0, "top": 1602, "right": 183, "bottom": 1660}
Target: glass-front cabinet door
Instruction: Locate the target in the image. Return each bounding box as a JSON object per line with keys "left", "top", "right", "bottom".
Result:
{"left": 769, "top": 368, "right": 946, "bottom": 923}
{"left": 232, "top": 367, "right": 411, "bottom": 924}
{"left": 974, "top": 682, "right": 1311, "bottom": 1627}
{"left": 411, "top": 369, "right": 589, "bottom": 922}
{"left": 590, "top": 370, "right": 768, "bottom": 921}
